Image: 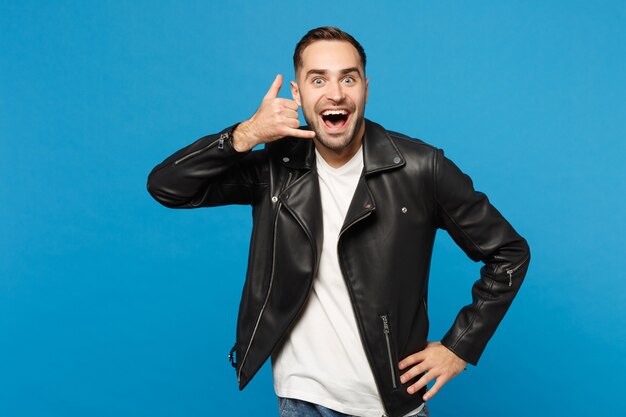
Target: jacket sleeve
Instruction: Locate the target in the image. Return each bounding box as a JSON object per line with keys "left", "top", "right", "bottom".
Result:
{"left": 434, "top": 148, "right": 530, "bottom": 365}
{"left": 147, "top": 124, "right": 268, "bottom": 208}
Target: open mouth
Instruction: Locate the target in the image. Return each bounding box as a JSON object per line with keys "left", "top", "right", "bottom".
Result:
{"left": 320, "top": 109, "right": 350, "bottom": 130}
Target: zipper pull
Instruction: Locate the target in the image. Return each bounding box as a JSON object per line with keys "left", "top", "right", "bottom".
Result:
{"left": 506, "top": 269, "right": 513, "bottom": 287}
{"left": 218, "top": 133, "right": 227, "bottom": 150}
{"left": 228, "top": 344, "right": 237, "bottom": 368}
{"left": 381, "top": 315, "right": 390, "bottom": 334}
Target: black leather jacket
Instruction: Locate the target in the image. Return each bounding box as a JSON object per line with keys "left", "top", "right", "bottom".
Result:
{"left": 147, "top": 119, "right": 530, "bottom": 417}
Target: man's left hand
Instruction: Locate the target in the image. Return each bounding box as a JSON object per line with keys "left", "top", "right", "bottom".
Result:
{"left": 398, "top": 341, "right": 467, "bottom": 401}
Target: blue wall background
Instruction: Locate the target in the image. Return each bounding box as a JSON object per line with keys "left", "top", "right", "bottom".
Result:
{"left": 2, "top": 1, "right": 625, "bottom": 416}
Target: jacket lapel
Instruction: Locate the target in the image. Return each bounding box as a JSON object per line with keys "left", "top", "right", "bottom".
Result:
{"left": 280, "top": 169, "right": 324, "bottom": 267}
{"left": 271, "top": 137, "right": 323, "bottom": 268}
{"left": 341, "top": 119, "right": 405, "bottom": 233}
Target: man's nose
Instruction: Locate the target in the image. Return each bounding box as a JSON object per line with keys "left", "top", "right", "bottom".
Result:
{"left": 325, "top": 81, "right": 345, "bottom": 103}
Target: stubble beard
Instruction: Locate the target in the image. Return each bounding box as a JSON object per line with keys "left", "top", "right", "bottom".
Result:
{"left": 302, "top": 106, "right": 365, "bottom": 152}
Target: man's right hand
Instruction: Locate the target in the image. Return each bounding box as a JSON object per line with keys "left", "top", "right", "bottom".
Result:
{"left": 232, "top": 74, "right": 316, "bottom": 152}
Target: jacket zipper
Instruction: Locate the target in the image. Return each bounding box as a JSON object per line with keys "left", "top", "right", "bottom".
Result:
{"left": 337, "top": 208, "right": 395, "bottom": 415}
{"left": 174, "top": 132, "right": 228, "bottom": 165}
{"left": 505, "top": 253, "right": 530, "bottom": 287}
{"left": 380, "top": 315, "right": 397, "bottom": 389}
{"left": 236, "top": 172, "right": 292, "bottom": 383}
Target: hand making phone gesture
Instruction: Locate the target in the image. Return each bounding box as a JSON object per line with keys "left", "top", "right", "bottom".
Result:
{"left": 232, "top": 74, "right": 316, "bottom": 152}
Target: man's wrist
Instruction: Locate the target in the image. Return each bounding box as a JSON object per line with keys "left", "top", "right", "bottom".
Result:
{"left": 232, "top": 120, "right": 256, "bottom": 152}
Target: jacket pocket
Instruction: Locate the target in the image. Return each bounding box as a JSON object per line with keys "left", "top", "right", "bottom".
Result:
{"left": 380, "top": 314, "right": 398, "bottom": 389}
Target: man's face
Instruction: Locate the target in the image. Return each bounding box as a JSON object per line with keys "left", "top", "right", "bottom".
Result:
{"left": 291, "top": 40, "right": 369, "bottom": 152}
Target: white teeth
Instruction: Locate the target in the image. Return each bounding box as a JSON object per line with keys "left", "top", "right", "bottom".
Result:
{"left": 322, "top": 109, "right": 348, "bottom": 116}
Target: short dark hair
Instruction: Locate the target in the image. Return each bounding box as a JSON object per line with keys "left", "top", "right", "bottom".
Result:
{"left": 293, "top": 26, "right": 366, "bottom": 73}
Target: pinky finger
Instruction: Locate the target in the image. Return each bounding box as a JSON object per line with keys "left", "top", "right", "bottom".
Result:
{"left": 423, "top": 377, "right": 446, "bottom": 401}
{"left": 286, "top": 128, "right": 316, "bottom": 139}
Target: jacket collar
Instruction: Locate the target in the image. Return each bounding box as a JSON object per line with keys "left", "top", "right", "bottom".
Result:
{"left": 273, "top": 118, "right": 405, "bottom": 174}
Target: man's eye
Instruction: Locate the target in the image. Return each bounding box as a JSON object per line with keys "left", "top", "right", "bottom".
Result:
{"left": 343, "top": 77, "right": 355, "bottom": 84}
{"left": 313, "top": 78, "right": 324, "bottom": 85}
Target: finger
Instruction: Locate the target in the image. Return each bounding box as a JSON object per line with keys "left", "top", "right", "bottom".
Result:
{"left": 423, "top": 376, "right": 447, "bottom": 401}
{"left": 263, "top": 74, "right": 283, "bottom": 100}
{"left": 398, "top": 351, "right": 426, "bottom": 370}
{"left": 283, "top": 116, "right": 302, "bottom": 129}
{"left": 275, "top": 98, "right": 299, "bottom": 111}
{"left": 282, "top": 108, "right": 300, "bottom": 120}
{"left": 284, "top": 128, "right": 316, "bottom": 139}
{"left": 406, "top": 371, "right": 435, "bottom": 395}
{"left": 399, "top": 363, "right": 426, "bottom": 384}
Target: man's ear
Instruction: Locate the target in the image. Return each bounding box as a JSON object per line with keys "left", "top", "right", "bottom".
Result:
{"left": 365, "top": 77, "right": 370, "bottom": 103}
{"left": 290, "top": 81, "right": 301, "bottom": 106}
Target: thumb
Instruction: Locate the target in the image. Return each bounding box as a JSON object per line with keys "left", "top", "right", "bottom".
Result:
{"left": 263, "top": 74, "right": 283, "bottom": 100}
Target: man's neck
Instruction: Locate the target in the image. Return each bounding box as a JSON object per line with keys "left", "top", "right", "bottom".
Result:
{"left": 314, "top": 129, "right": 365, "bottom": 169}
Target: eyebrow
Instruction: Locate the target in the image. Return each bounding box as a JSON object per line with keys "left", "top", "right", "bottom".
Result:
{"left": 305, "top": 67, "right": 362, "bottom": 79}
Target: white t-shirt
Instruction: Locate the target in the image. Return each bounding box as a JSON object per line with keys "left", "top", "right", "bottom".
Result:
{"left": 272, "top": 145, "right": 423, "bottom": 417}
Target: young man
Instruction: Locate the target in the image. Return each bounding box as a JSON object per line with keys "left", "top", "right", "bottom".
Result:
{"left": 147, "top": 27, "right": 530, "bottom": 417}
